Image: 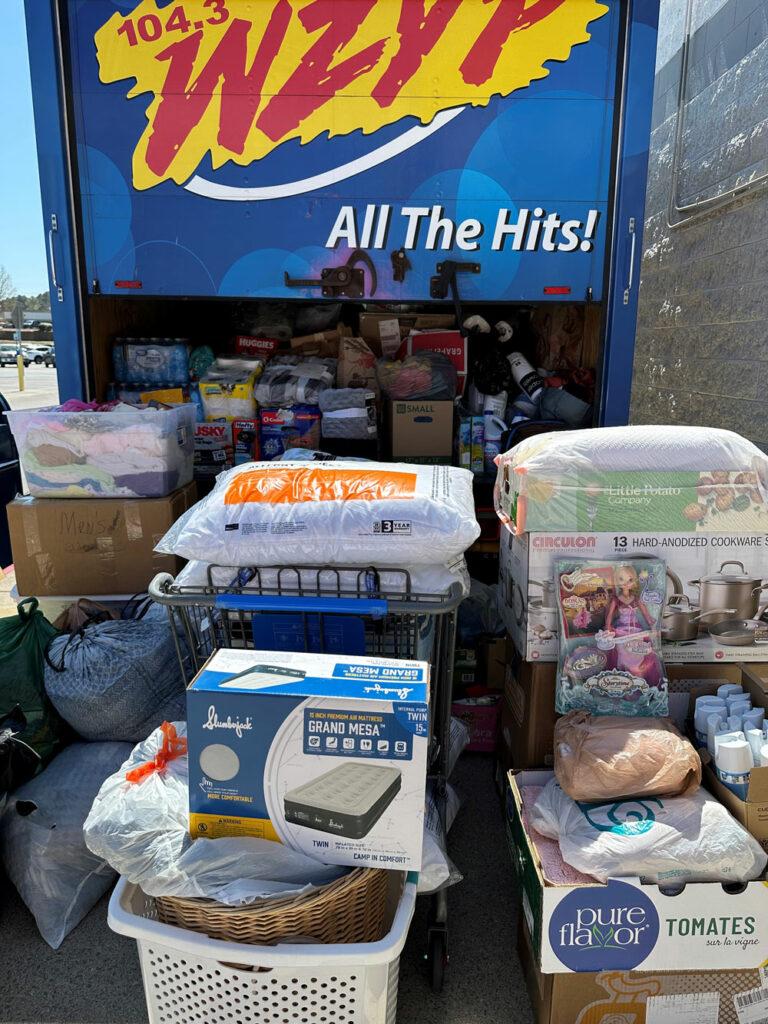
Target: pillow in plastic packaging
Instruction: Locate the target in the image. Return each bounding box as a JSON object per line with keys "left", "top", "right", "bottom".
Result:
{"left": 175, "top": 557, "right": 470, "bottom": 598}
{"left": 1, "top": 741, "right": 133, "bottom": 948}
{"left": 84, "top": 723, "right": 347, "bottom": 906}
{"left": 530, "top": 777, "right": 767, "bottom": 885}
{"left": 554, "top": 711, "right": 701, "bottom": 802}
{"left": 155, "top": 460, "right": 479, "bottom": 567}
{"left": 44, "top": 619, "right": 186, "bottom": 742}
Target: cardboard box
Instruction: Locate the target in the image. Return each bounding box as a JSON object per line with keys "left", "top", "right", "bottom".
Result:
{"left": 496, "top": 660, "right": 741, "bottom": 782}
{"left": 689, "top": 664, "right": 768, "bottom": 852}
{"left": 389, "top": 400, "right": 454, "bottom": 463}
{"left": 497, "top": 461, "right": 768, "bottom": 534}
{"left": 506, "top": 769, "right": 768, "bottom": 975}
{"left": 232, "top": 419, "right": 260, "bottom": 465}
{"left": 7, "top": 483, "right": 196, "bottom": 596}
{"left": 358, "top": 312, "right": 455, "bottom": 350}
{"left": 290, "top": 327, "right": 350, "bottom": 358}
{"left": 186, "top": 648, "right": 429, "bottom": 870}
{"left": 451, "top": 696, "right": 501, "bottom": 752}
{"left": 499, "top": 653, "right": 557, "bottom": 770}
{"left": 500, "top": 522, "right": 768, "bottom": 662}
{"left": 478, "top": 635, "right": 509, "bottom": 690}
{"left": 517, "top": 909, "right": 764, "bottom": 1024}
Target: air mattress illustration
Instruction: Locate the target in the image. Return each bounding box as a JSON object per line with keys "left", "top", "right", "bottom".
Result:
{"left": 284, "top": 763, "right": 402, "bottom": 840}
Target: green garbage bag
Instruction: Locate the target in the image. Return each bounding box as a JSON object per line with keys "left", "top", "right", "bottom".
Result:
{"left": 0, "top": 599, "right": 69, "bottom": 768}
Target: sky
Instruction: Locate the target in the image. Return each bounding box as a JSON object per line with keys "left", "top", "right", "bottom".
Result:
{"left": 0, "top": 0, "right": 47, "bottom": 295}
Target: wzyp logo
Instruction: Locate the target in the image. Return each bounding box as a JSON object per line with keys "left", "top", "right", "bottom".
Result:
{"left": 549, "top": 881, "right": 660, "bottom": 971}
{"left": 94, "top": 0, "right": 609, "bottom": 197}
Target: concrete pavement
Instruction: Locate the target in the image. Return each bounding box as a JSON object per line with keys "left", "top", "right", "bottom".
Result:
{"left": 0, "top": 754, "right": 532, "bottom": 1024}
{"left": 0, "top": 364, "right": 59, "bottom": 410}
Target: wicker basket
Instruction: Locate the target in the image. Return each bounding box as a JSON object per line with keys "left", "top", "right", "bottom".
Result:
{"left": 154, "top": 867, "right": 390, "bottom": 946}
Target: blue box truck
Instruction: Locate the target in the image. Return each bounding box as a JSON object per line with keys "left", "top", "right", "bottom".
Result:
{"left": 23, "top": 0, "right": 659, "bottom": 425}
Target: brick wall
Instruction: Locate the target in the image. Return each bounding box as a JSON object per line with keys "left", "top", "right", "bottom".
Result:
{"left": 631, "top": 0, "right": 768, "bottom": 446}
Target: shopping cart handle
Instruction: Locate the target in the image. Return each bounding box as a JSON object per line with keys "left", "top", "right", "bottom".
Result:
{"left": 214, "top": 594, "right": 389, "bottom": 618}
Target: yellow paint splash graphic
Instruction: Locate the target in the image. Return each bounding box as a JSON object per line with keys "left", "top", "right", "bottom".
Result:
{"left": 95, "top": 0, "right": 609, "bottom": 191}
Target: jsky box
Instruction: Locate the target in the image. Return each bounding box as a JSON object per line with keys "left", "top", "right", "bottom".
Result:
{"left": 186, "top": 648, "right": 429, "bottom": 870}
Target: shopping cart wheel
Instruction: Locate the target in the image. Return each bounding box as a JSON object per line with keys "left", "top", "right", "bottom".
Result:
{"left": 427, "top": 927, "right": 447, "bottom": 993}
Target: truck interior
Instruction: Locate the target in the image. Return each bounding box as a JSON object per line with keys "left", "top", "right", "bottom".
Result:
{"left": 83, "top": 291, "right": 604, "bottom": 580}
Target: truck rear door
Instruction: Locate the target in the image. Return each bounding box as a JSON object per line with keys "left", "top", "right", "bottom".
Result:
{"left": 66, "top": 0, "right": 622, "bottom": 303}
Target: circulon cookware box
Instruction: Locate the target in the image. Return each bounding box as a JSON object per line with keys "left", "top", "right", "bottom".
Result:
{"left": 186, "top": 648, "right": 429, "bottom": 870}
{"left": 500, "top": 523, "right": 768, "bottom": 662}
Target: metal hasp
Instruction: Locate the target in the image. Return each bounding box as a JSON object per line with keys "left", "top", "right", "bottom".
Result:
{"left": 284, "top": 248, "right": 377, "bottom": 298}
{"left": 391, "top": 249, "right": 412, "bottom": 283}
{"left": 429, "top": 260, "right": 480, "bottom": 300}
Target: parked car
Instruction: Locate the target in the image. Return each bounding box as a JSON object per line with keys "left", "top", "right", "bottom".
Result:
{"left": 44, "top": 350, "right": 56, "bottom": 368}
{"left": 24, "top": 343, "right": 54, "bottom": 364}
{"left": 0, "top": 345, "right": 31, "bottom": 367}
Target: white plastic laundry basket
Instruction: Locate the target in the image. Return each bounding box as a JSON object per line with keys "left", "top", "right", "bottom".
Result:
{"left": 108, "top": 873, "right": 417, "bottom": 1024}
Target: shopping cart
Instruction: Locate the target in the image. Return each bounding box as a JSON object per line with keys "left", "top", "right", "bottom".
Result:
{"left": 149, "top": 564, "right": 464, "bottom": 992}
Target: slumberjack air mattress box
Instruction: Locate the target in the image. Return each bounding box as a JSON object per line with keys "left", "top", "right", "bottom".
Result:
{"left": 186, "top": 648, "right": 429, "bottom": 870}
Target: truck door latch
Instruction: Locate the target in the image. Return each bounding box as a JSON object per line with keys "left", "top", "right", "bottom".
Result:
{"left": 429, "top": 259, "right": 480, "bottom": 299}
{"left": 284, "top": 248, "right": 377, "bottom": 298}
{"left": 391, "top": 249, "right": 412, "bottom": 283}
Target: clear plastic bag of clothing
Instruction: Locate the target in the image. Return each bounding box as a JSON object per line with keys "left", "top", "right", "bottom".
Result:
{"left": 84, "top": 724, "right": 347, "bottom": 906}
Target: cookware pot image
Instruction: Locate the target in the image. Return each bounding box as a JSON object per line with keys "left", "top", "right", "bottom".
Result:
{"left": 688, "top": 561, "right": 768, "bottom": 623}
{"left": 530, "top": 578, "right": 557, "bottom": 605}
{"left": 661, "top": 594, "right": 736, "bottom": 642}
{"left": 708, "top": 617, "right": 768, "bottom": 647}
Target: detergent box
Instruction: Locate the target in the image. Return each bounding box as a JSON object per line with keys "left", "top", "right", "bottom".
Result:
{"left": 186, "top": 648, "right": 429, "bottom": 869}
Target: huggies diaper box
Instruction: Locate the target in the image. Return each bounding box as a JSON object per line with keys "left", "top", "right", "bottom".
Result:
{"left": 186, "top": 648, "right": 429, "bottom": 870}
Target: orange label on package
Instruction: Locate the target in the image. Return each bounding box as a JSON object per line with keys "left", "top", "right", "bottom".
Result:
{"left": 224, "top": 467, "right": 417, "bottom": 505}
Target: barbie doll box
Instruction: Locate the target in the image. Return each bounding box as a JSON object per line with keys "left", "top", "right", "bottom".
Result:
{"left": 500, "top": 525, "right": 768, "bottom": 663}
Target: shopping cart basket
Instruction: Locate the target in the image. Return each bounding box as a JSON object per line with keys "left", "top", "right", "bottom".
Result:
{"left": 149, "top": 565, "right": 463, "bottom": 992}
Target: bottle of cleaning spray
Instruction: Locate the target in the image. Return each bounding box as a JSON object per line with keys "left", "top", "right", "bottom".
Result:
{"left": 508, "top": 352, "right": 544, "bottom": 404}
{"left": 483, "top": 415, "right": 507, "bottom": 475}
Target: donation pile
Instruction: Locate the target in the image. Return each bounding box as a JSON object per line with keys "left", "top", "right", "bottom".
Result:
{"left": 497, "top": 424, "right": 768, "bottom": 1005}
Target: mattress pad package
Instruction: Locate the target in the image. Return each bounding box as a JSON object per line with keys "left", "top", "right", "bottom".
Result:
{"left": 157, "top": 460, "right": 479, "bottom": 566}
{"left": 494, "top": 425, "right": 768, "bottom": 534}
{"left": 186, "top": 648, "right": 429, "bottom": 870}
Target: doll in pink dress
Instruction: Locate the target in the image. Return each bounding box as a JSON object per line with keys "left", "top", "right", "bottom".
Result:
{"left": 604, "top": 564, "right": 653, "bottom": 636}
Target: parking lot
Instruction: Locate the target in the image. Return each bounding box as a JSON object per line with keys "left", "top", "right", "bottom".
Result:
{"left": 0, "top": 364, "right": 58, "bottom": 409}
